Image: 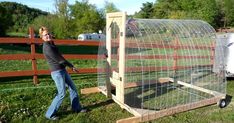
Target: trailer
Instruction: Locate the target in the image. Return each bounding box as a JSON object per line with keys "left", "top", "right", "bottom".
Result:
{"left": 214, "top": 33, "right": 234, "bottom": 77}
{"left": 77, "top": 33, "right": 105, "bottom": 41}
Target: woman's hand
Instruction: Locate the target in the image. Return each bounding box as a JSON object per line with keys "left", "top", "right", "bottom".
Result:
{"left": 72, "top": 67, "right": 79, "bottom": 73}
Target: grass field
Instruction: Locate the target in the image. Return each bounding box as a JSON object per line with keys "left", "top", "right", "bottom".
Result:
{"left": 0, "top": 44, "right": 234, "bottom": 123}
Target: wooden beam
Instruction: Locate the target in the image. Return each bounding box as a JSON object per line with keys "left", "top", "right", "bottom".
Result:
{"left": 111, "top": 41, "right": 213, "bottom": 49}
{"left": 0, "top": 54, "right": 32, "bottom": 60}
{"left": 158, "top": 77, "right": 174, "bottom": 83}
{"left": 0, "top": 70, "right": 34, "bottom": 77}
{"left": 125, "top": 65, "right": 212, "bottom": 73}
{"left": 81, "top": 87, "right": 101, "bottom": 94}
{"left": 124, "top": 80, "right": 158, "bottom": 88}
{"left": 0, "top": 38, "right": 28, "bottom": 43}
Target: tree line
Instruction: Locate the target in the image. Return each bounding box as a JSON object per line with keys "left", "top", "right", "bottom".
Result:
{"left": 0, "top": 0, "right": 234, "bottom": 38}
{"left": 0, "top": 2, "right": 48, "bottom": 36}
{"left": 135, "top": 0, "right": 234, "bottom": 28}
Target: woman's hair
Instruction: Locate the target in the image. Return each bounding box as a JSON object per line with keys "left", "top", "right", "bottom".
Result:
{"left": 39, "top": 26, "right": 48, "bottom": 38}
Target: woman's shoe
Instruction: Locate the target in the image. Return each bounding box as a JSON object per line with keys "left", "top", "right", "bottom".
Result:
{"left": 47, "top": 116, "right": 59, "bottom": 120}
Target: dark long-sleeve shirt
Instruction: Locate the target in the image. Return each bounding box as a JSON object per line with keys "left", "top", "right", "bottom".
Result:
{"left": 43, "top": 41, "right": 73, "bottom": 71}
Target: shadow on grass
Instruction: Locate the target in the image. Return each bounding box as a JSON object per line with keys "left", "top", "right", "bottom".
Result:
{"left": 87, "top": 99, "right": 114, "bottom": 110}
{"left": 124, "top": 83, "right": 177, "bottom": 110}
{"left": 0, "top": 76, "right": 34, "bottom": 84}
{"left": 57, "top": 99, "right": 114, "bottom": 117}
{"left": 226, "top": 77, "right": 234, "bottom": 81}
{"left": 224, "top": 94, "right": 232, "bottom": 107}
{"left": 72, "top": 73, "right": 97, "bottom": 79}
{"left": 0, "top": 75, "right": 52, "bottom": 84}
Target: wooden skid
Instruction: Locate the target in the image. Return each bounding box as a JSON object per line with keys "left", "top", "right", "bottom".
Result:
{"left": 177, "top": 80, "right": 225, "bottom": 97}
{"left": 158, "top": 78, "right": 225, "bottom": 97}
{"left": 116, "top": 116, "right": 141, "bottom": 123}
{"left": 117, "top": 96, "right": 223, "bottom": 123}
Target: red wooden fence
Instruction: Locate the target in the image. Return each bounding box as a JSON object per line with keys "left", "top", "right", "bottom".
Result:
{"left": 0, "top": 27, "right": 102, "bottom": 84}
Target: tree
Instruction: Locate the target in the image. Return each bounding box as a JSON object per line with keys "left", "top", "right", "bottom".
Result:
{"left": 152, "top": 0, "right": 174, "bottom": 19}
{"left": 192, "top": 0, "right": 218, "bottom": 27}
{"left": 54, "top": 0, "right": 71, "bottom": 38}
{"left": 104, "top": 1, "right": 119, "bottom": 13}
{"left": 152, "top": 0, "right": 218, "bottom": 27}
{"left": 31, "top": 0, "right": 72, "bottom": 39}
{"left": 0, "top": 5, "right": 12, "bottom": 36}
{"left": 0, "top": 2, "right": 48, "bottom": 34}
{"left": 69, "top": 0, "right": 105, "bottom": 36}
{"left": 30, "top": 15, "right": 57, "bottom": 36}
{"left": 134, "top": 2, "right": 154, "bottom": 18}
{"left": 223, "top": 0, "right": 234, "bottom": 27}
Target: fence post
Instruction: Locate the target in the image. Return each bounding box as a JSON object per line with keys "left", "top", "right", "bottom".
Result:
{"left": 29, "top": 27, "right": 39, "bottom": 84}
{"left": 211, "top": 41, "right": 215, "bottom": 65}
{"left": 173, "top": 37, "right": 179, "bottom": 74}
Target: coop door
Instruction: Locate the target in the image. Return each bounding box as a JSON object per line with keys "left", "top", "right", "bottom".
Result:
{"left": 106, "top": 12, "right": 126, "bottom": 103}
{"left": 108, "top": 16, "right": 122, "bottom": 93}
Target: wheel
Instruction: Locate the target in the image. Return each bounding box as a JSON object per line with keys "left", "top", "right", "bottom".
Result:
{"left": 217, "top": 99, "right": 227, "bottom": 108}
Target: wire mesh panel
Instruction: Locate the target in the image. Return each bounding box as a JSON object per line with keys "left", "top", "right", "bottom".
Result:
{"left": 97, "top": 12, "right": 226, "bottom": 122}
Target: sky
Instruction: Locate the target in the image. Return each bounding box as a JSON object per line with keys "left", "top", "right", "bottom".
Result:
{"left": 0, "top": 0, "right": 156, "bottom": 15}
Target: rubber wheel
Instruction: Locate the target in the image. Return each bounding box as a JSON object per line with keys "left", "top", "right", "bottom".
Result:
{"left": 218, "top": 99, "right": 227, "bottom": 108}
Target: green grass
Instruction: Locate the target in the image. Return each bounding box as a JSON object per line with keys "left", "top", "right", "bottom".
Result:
{"left": 0, "top": 43, "right": 234, "bottom": 123}
{"left": 0, "top": 76, "right": 233, "bottom": 123}
{"left": 0, "top": 74, "right": 132, "bottom": 123}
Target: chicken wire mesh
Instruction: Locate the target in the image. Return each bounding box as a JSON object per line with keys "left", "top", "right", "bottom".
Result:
{"left": 97, "top": 15, "right": 226, "bottom": 119}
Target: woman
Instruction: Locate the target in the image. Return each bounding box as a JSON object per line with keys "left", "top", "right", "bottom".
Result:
{"left": 39, "top": 26, "right": 86, "bottom": 120}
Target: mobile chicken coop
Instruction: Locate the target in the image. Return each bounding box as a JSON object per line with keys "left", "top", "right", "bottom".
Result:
{"left": 82, "top": 12, "right": 227, "bottom": 122}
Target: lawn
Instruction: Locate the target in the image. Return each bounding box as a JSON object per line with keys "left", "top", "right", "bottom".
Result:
{"left": 0, "top": 43, "right": 233, "bottom": 123}
{"left": 0, "top": 75, "right": 233, "bottom": 123}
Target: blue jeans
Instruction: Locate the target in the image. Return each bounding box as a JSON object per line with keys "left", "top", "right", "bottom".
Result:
{"left": 45, "top": 69, "right": 82, "bottom": 118}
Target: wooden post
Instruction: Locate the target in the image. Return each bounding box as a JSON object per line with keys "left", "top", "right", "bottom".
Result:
{"left": 29, "top": 27, "right": 38, "bottom": 84}
{"left": 211, "top": 41, "right": 215, "bottom": 65}
{"left": 106, "top": 14, "right": 113, "bottom": 98}
{"left": 118, "top": 12, "right": 126, "bottom": 104}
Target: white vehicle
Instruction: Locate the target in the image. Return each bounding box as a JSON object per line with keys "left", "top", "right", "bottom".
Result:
{"left": 214, "top": 33, "right": 234, "bottom": 77}
{"left": 78, "top": 33, "right": 105, "bottom": 41}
